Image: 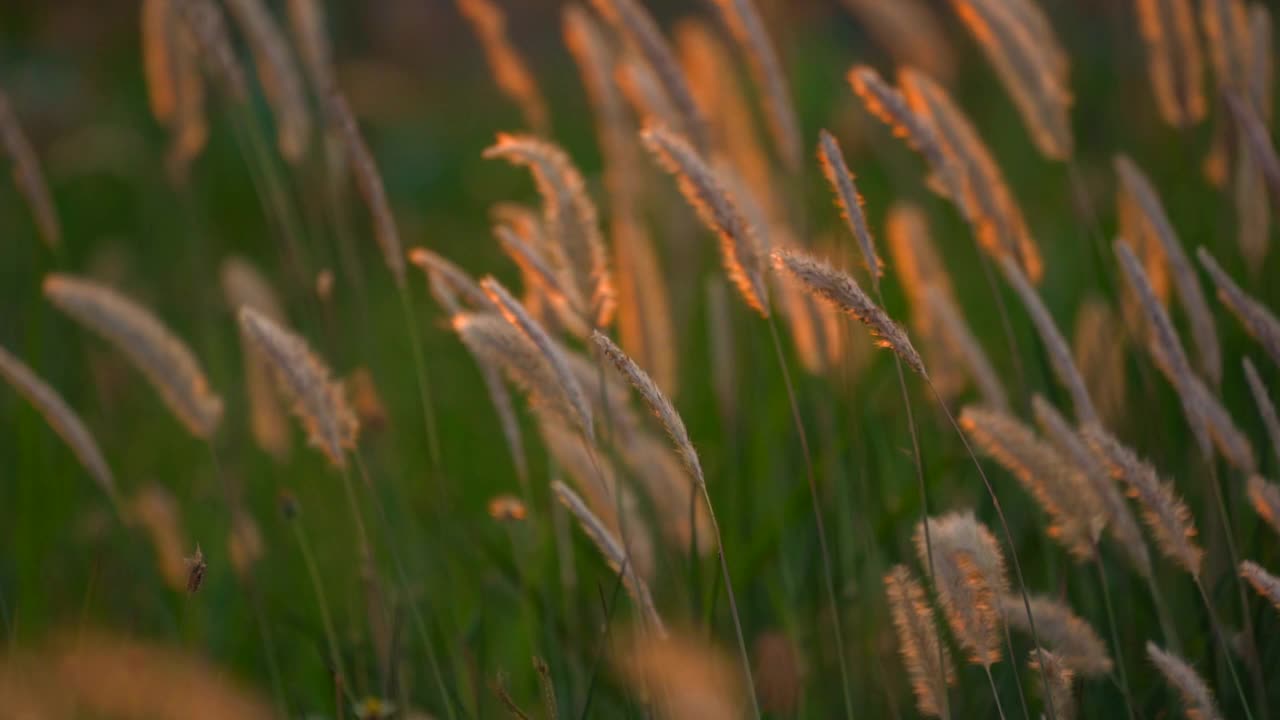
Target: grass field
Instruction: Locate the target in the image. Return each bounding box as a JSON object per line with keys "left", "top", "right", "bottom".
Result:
{"left": 2, "top": 0, "right": 1280, "bottom": 718}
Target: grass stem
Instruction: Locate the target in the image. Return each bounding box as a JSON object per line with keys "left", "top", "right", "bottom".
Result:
{"left": 766, "top": 312, "right": 854, "bottom": 720}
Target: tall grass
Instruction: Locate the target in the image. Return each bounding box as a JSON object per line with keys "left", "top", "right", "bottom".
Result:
{"left": 5, "top": 1, "right": 1280, "bottom": 719}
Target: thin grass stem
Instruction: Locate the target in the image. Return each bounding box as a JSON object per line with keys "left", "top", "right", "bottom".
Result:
{"left": 353, "top": 452, "right": 458, "bottom": 720}
{"left": 924, "top": 379, "right": 1058, "bottom": 720}
{"left": 1206, "top": 457, "right": 1268, "bottom": 720}
{"left": 1094, "top": 554, "right": 1137, "bottom": 720}
{"left": 766, "top": 312, "right": 854, "bottom": 720}
{"left": 1194, "top": 576, "right": 1256, "bottom": 720}
{"left": 983, "top": 663, "right": 1009, "bottom": 720}
{"left": 288, "top": 514, "right": 349, "bottom": 704}
{"left": 396, "top": 284, "right": 443, "bottom": 473}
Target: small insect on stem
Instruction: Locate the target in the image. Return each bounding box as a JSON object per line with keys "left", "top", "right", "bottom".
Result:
{"left": 185, "top": 544, "right": 208, "bottom": 594}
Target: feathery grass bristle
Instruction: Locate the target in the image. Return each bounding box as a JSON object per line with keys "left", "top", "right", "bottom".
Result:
{"left": 44, "top": 274, "right": 223, "bottom": 439}
{"left": 884, "top": 564, "right": 955, "bottom": 718}
{"left": 1147, "top": 641, "right": 1223, "bottom": 720}
{"left": 238, "top": 306, "right": 357, "bottom": 469}
{"left": 771, "top": 247, "right": 924, "bottom": 374}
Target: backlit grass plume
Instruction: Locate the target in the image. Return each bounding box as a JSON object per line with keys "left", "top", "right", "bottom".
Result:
{"left": 899, "top": 68, "right": 1043, "bottom": 284}
{"left": 592, "top": 331, "right": 701, "bottom": 484}
{"left": 946, "top": 0, "right": 1073, "bottom": 160}
{"left": 1201, "top": 0, "right": 1250, "bottom": 93}
{"left": 222, "top": 0, "right": 311, "bottom": 162}
{"left": 1028, "top": 649, "right": 1077, "bottom": 720}
{"left": 453, "top": 312, "right": 585, "bottom": 440}
{"left": 589, "top": 0, "right": 709, "bottom": 153}
{"left": 1197, "top": 246, "right": 1280, "bottom": 369}
{"left": 848, "top": 66, "right": 958, "bottom": 203}
{"left": 142, "top": 0, "right": 209, "bottom": 176}
{"left": 483, "top": 134, "right": 615, "bottom": 326}
{"left": 44, "top": 274, "right": 223, "bottom": 439}
{"left": 818, "top": 129, "right": 882, "bottom": 286}
{"left": 408, "top": 246, "right": 495, "bottom": 315}
{"left": 481, "top": 277, "right": 594, "bottom": 440}
{"left": 1083, "top": 424, "right": 1203, "bottom": 577}
{"left": 1000, "top": 593, "right": 1112, "bottom": 676}
{"left": 1147, "top": 641, "right": 1222, "bottom": 720}
{"left": 678, "top": 17, "right": 783, "bottom": 224}
{"left": 457, "top": 0, "right": 550, "bottom": 135}
{"left": 1240, "top": 560, "right": 1280, "bottom": 611}
{"left": 771, "top": 247, "right": 923, "bottom": 374}
{"left": 285, "top": 0, "right": 334, "bottom": 96}
{"left": 914, "top": 511, "right": 1007, "bottom": 666}
{"left": 328, "top": 91, "right": 405, "bottom": 288}
{"left": 960, "top": 405, "right": 1104, "bottom": 559}
{"left": 1115, "top": 156, "right": 1220, "bottom": 386}
{"left": 1243, "top": 358, "right": 1280, "bottom": 465}
{"left": 642, "top": 123, "right": 770, "bottom": 316}
{"left": 552, "top": 480, "right": 664, "bottom": 636}
{"left": 999, "top": 255, "right": 1098, "bottom": 424}
{"left": 238, "top": 306, "right": 357, "bottom": 469}
{"left": 221, "top": 257, "right": 292, "bottom": 460}
{"left": 1246, "top": 475, "right": 1280, "bottom": 537}
{"left": 0, "top": 344, "right": 119, "bottom": 510}
{"left": 0, "top": 88, "right": 60, "bottom": 250}
{"left": 1032, "top": 395, "right": 1152, "bottom": 578}
{"left": 707, "top": 0, "right": 801, "bottom": 172}
{"left": 840, "top": 0, "right": 955, "bottom": 82}
{"left": 1115, "top": 240, "right": 1211, "bottom": 458}
{"left": 884, "top": 564, "right": 955, "bottom": 718}
{"left": 1133, "top": 0, "right": 1206, "bottom": 127}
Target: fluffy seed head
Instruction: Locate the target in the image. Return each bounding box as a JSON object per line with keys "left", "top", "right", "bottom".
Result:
{"left": 818, "top": 129, "right": 883, "bottom": 286}
{"left": 1032, "top": 395, "right": 1152, "bottom": 578}
{"left": 1241, "top": 560, "right": 1280, "bottom": 611}
{"left": 238, "top": 307, "right": 357, "bottom": 469}
{"left": 553, "top": 480, "right": 665, "bottom": 635}
{"left": 1147, "top": 642, "right": 1222, "bottom": 720}
{"left": 915, "top": 511, "right": 1007, "bottom": 666}
{"left": 884, "top": 564, "right": 955, "bottom": 717}
{"left": 483, "top": 134, "right": 615, "bottom": 326}
{"left": 1247, "top": 475, "right": 1280, "bottom": 537}
{"left": 1000, "top": 256, "right": 1099, "bottom": 425}
{"left": 1028, "top": 649, "right": 1077, "bottom": 720}
{"left": 44, "top": 274, "right": 223, "bottom": 438}
{"left": 1115, "top": 240, "right": 1211, "bottom": 458}
{"left": 1198, "top": 246, "right": 1280, "bottom": 370}
{"left": 772, "top": 248, "right": 924, "bottom": 374}
{"left": 481, "top": 277, "right": 594, "bottom": 440}
{"left": 0, "top": 344, "right": 119, "bottom": 509}
{"left": 1083, "top": 424, "right": 1203, "bottom": 577}
{"left": 328, "top": 92, "right": 405, "bottom": 288}
{"left": 642, "top": 123, "right": 770, "bottom": 316}
{"left": 1001, "top": 593, "right": 1113, "bottom": 676}
{"left": 960, "top": 405, "right": 1105, "bottom": 559}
